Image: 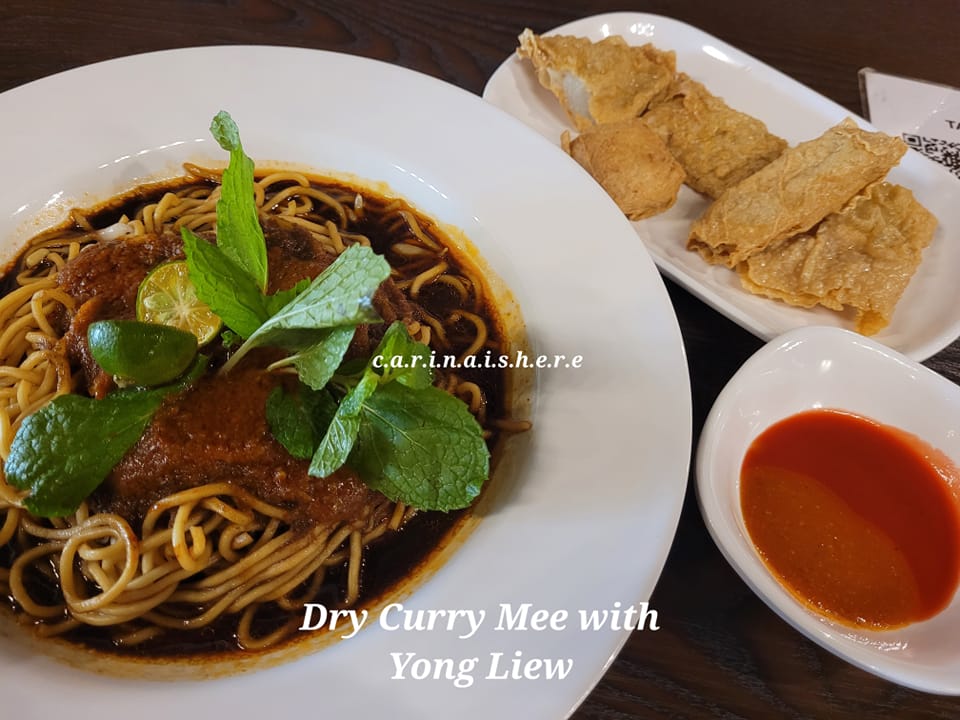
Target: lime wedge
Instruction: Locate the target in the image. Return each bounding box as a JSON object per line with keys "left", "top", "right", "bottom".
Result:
{"left": 88, "top": 320, "right": 198, "bottom": 387}
{"left": 136, "top": 261, "right": 221, "bottom": 345}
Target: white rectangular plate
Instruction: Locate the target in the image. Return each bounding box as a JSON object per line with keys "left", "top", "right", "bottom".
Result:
{"left": 483, "top": 12, "right": 960, "bottom": 361}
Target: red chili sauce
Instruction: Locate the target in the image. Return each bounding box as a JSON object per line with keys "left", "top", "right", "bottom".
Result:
{"left": 740, "top": 408, "right": 960, "bottom": 629}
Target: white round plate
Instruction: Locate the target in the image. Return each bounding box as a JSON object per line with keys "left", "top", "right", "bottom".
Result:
{"left": 0, "top": 46, "right": 691, "bottom": 718}
{"left": 697, "top": 326, "right": 960, "bottom": 694}
{"left": 483, "top": 12, "right": 960, "bottom": 361}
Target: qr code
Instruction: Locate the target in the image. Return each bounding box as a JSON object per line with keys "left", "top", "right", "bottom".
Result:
{"left": 903, "top": 134, "right": 960, "bottom": 179}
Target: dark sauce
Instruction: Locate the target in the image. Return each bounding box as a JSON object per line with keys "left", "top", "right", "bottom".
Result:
{"left": 1, "top": 172, "right": 510, "bottom": 659}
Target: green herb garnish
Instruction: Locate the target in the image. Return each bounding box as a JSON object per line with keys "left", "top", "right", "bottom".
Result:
{"left": 309, "top": 369, "right": 380, "bottom": 478}
{"left": 181, "top": 112, "right": 310, "bottom": 341}
{"left": 6, "top": 359, "right": 207, "bottom": 517}
{"left": 180, "top": 226, "right": 268, "bottom": 339}
{"left": 284, "top": 325, "right": 357, "bottom": 391}
{"left": 265, "top": 384, "right": 337, "bottom": 461}
{"left": 301, "top": 321, "right": 488, "bottom": 511}
{"left": 219, "top": 243, "right": 389, "bottom": 373}
{"left": 353, "top": 382, "right": 488, "bottom": 511}
{"left": 372, "top": 318, "right": 434, "bottom": 389}
{"left": 209, "top": 110, "right": 269, "bottom": 292}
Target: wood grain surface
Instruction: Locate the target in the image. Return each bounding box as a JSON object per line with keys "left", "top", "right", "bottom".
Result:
{"left": 3, "top": 1, "right": 960, "bottom": 718}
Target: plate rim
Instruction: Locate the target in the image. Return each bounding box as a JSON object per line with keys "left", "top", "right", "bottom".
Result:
{"left": 482, "top": 11, "right": 960, "bottom": 362}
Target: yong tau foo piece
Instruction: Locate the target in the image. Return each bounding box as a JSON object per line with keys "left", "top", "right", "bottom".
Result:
{"left": 641, "top": 73, "right": 787, "bottom": 198}
{"left": 688, "top": 118, "right": 907, "bottom": 268}
{"left": 738, "top": 183, "right": 937, "bottom": 335}
{"left": 561, "top": 119, "right": 685, "bottom": 220}
{"left": 517, "top": 28, "right": 675, "bottom": 131}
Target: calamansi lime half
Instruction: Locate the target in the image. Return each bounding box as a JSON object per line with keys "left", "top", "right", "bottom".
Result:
{"left": 136, "top": 260, "right": 222, "bottom": 345}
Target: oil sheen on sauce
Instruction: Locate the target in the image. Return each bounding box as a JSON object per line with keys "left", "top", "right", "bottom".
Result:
{"left": 740, "top": 408, "right": 960, "bottom": 629}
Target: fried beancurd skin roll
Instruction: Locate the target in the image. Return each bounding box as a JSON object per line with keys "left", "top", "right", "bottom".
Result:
{"left": 641, "top": 73, "right": 787, "bottom": 199}
{"left": 517, "top": 28, "right": 675, "bottom": 131}
{"left": 688, "top": 118, "right": 907, "bottom": 268}
{"left": 738, "top": 182, "right": 936, "bottom": 335}
{"left": 561, "top": 119, "right": 685, "bottom": 220}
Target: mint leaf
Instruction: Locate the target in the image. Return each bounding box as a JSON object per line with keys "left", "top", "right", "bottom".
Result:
{"left": 309, "top": 412, "right": 362, "bottom": 477}
{"left": 335, "top": 357, "right": 369, "bottom": 379}
{"left": 222, "top": 244, "right": 389, "bottom": 372}
{"left": 254, "top": 244, "right": 387, "bottom": 337}
{"left": 220, "top": 329, "right": 242, "bottom": 349}
{"left": 350, "top": 383, "right": 488, "bottom": 511}
{"left": 181, "top": 227, "right": 267, "bottom": 338}
{"left": 8, "top": 393, "right": 164, "bottom": 516}
{"left": 181, "top": 113, "right": 313, "bottom": 341}
{"left": 265, "top": 385, "right": 336, "bottom": 460}
{"left": 265, "top": 278, "right": 310, "bottom": 316}
{"left": 304, "top": 323, "right": 439, "bottom": 479}
{"left": 372, "top": 321, "right": 434, "bottom": 389}
{"left": 290, "top": 325, "right": 357, "bottom": 390}
{"left": 6, "top": 359, "right": 207, "bottom": 517}
{"left": 309, "top": 370, "right": 379, "bottom": 477}
{"left": 210, "top": 111, "right": 269, "bottom": 292}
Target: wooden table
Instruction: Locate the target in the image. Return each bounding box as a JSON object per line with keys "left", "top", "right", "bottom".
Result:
{"left": 3, "top": 1, "right": 959, "bottom": 717}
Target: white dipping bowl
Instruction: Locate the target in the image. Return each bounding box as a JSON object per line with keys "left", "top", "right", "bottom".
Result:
{"left": 696, "top": 325, "right": 960, "bottom": 695}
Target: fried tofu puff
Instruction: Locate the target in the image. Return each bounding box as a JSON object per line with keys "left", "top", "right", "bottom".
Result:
{"left": 641, "top": 74, "right": 787, "bottom": 198}
{"left": 738, "top": 182, "right": 936, "bottom": 335}
{"left": 561, "top": 120, "right": 685, "bottom": 220}
{"left": 517, "top": 29, "right": 675, "bottom": 131}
